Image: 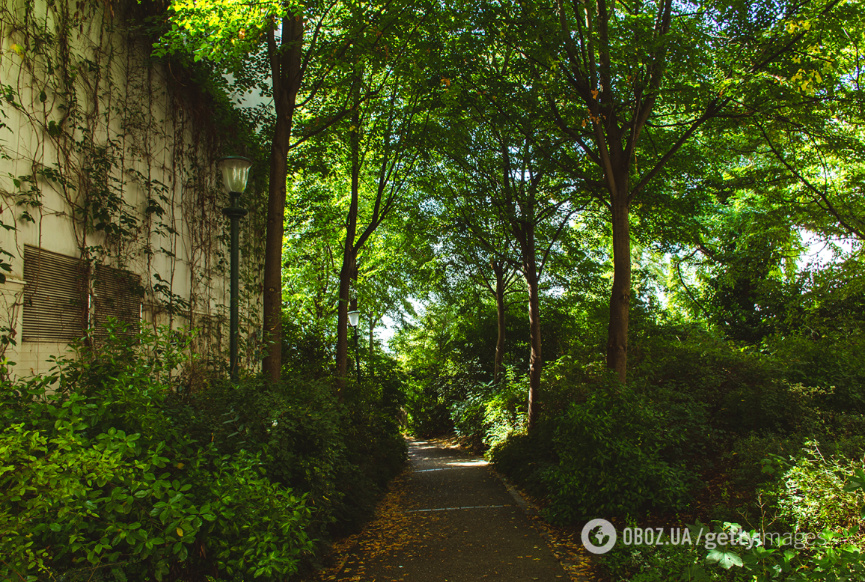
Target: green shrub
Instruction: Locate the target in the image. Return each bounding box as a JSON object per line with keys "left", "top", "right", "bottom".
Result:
{"left": 482, "top": 375, "right": 528, "bottom": 448}
{"left": 728, "top": 433, "right": 805, "bottom": 491}
{"left": 169, "top": 370, "right": 406, "bottom": 539}
{"left": 769, "top": 442, "right": 865, "bottom": 535}
{"left": 601, "top": 521, "right": 865, "bottom": 582}
{"left": 330, "top": 378, "right": 408, "bottom": 534}
{"left": 0, "top": 325, "right": 314, "bottom": 581}
{"left": 450, "top": 379, "right": 493, "bottom": 443}
{"left": 449, "top": 368, "right": 528, "bottom": 449}
{"left": 541, "top": 380, "right": 694, "bottom": 523}
{"left": 0, "top": 319, "right": 408, "bottom": 579}
{"left": 405, "top": 378, "right": 453, "bottom": 437}
{"left": 600, "top": 528, "right": 743, "bottom": 582}
{"left": 487, "top": 423, "right": 556, "bottom": 497}
{"left": 181, "top": 377, "right": 346, "bottom": 526}
{"left": 765, "top": 332, "right": 865, "bottom": 415}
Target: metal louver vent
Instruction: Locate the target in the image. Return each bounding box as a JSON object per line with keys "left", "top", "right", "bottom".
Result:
{"left": 93, "top": 264, "right": 143, "bottom": 339}
{"left": 22, "top": 246, "right": 87, "bottom": 342}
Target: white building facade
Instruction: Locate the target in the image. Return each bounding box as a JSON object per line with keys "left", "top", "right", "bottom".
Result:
{"left": 0, "top": 0, "right": 264, "bottom": 376}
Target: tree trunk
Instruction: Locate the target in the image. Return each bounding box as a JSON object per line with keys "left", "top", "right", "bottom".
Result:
{"left": 514, "top": 221, "right": 542, "bottom": 432}
{"left": 335, "top": 250, "right": 355, "bottom": 392}
{"left": 369, "top": 314, "right": 375, "bottom": 381}
{"left": 606, "top": 178, "right": 631, "bottom": 383}
{"left": 524, "top": 253, "right": 542, "bottom": 432}
{"left": 335, "top": 106, "right": 361, "bottom": 392}
{"left": 261, "top": 16, "right": 304, "bottom": 383}
{"left": 493, "top": 262, "right": 506, "bottom": 384}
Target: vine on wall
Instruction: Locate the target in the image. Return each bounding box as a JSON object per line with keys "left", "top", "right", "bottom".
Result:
{"left": 0, "top": 0, "right": 267, "bottom": 374}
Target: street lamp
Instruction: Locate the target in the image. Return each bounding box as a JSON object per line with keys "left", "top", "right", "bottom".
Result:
{"left": 347, "top": 309, "right": 360, "bottom": 328}
{"left": 218, "top": 155, "right": 253, "bottom": 382}
{"left": 347, "top": 307, "right": 361, "bottom": 381}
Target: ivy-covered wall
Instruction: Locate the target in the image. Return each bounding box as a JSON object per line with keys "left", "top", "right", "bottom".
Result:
{"left": 0, "top": 0, "right": 266, "bottom": 376}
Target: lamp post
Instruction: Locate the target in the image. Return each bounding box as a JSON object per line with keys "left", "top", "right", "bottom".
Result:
{"left": 347, "top": 304, "right": 360, "bottom": 382}
{"left": 218, "top": 156, "right": 253, "bottom": 382}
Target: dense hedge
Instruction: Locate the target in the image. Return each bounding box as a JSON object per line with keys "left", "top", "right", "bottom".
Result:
{"left": 482, "top": 325, "right": 865, "bottom": 578}
{"left": 0, "top": 324, "right": 406, "bottom": 581}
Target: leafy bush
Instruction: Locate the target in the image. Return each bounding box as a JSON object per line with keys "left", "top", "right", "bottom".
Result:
{"left": 599, "top": 524, "right": 743, "bottom": 582}
{"left": 404, "top": 376, "right": 454, "bottom": 437}
{"left": 769, "top": 442, "right": 865, "bottom": 535}
{"left": 0, "top": 326, "right": 314, "bottom": 581}
{"left": 449, "top": 367, "right": 528, "bottom": 449}
{"left": 0, "top": 320, "right": 407, "bottom": 580}
{"left": 448, "top": 379, "right": 492, "bottom": 443}
{"left": 165, "top": 362, "right": 407, "bottom": 538}
{"left": 765, "top": 332, "right": 865, "bottom": 415}
{"left": 181, "top": 377, "right": 346, "bottom": 527}
{"left": 601, "top": 521, "right": 865, "bottom": 582}
{"left": 329, "top": 378, "right": 408, "bottom": 534}
{"left": 540, "top": 380, "right": 694, "bottom": 522}
{"left": 487, "top": 424, "right": 556, "bottom": 497}
{"left": 481, "top": 373, "right": 528, "bottom": 448}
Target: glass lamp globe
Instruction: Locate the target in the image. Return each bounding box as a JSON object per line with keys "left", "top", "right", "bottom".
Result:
{"left": 218, "top": 156, "right": 253, "bottom": 193}
{"left": 347, "top": 310, "right": 361, "bottom": 327}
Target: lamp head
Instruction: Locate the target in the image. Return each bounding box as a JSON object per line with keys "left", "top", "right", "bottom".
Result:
{"left": 218, "top": 156, "right": 253, "bottom": 194}
{"left": 347, "top": 310, "right": 360, "bottom": 328}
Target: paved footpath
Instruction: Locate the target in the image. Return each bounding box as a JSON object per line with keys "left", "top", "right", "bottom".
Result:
{"left": 321, "top": 438, "right": 573, "bottom": 582}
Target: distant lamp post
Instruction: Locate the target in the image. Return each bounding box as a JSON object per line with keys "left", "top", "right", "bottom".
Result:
{"left": 218, "top": 155, "right": 253, "bottom": 382}
{"left": 347, "top": 305, "right": 361, "bottom": 381}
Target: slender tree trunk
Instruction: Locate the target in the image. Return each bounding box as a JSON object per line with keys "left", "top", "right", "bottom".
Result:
{"left": 335, "top": 251, "right": 355, "bottom": 391}
{"left": 369, "top": 315, "right": 375, "bottom": 381}
{"left": 524, "top": 253, "right": 542, "bottom": 432}
{"left": 493, "top": 262, "right": 506, "bottom": 384}
{"left": 606, "top": 176, "right": 631, "bottom": 383}
{"left": 514, "top": 224, "right": 542, "bottom": 431}
{"left": 336, "top": 106, "right": 361, "bottom": 392}
{"left": 261, "top": 16, "right": 304, "bottom": 383}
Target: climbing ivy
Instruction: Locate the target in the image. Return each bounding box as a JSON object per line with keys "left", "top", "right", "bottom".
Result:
{"left": 0, "top": 0, "right": 267, "bottom": 372}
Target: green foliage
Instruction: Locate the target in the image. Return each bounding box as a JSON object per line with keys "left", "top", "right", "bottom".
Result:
{"left": 600, "top": 436, "right": 865, "bottom": 581}
{"left": 540, "top": 380, "right": 694, "bottom": 523}
{"left": 0, "top": 320, "right": 406, "bottom": 581}
{"left": 765, "top": 331, "right": 865, "bottom": 416}
{"left": 487, "top": 424, "right": 557, "bottom": 497}
{"left": 0, "top": 325, "right": 314, "bottom": 581}
{"left": 601, "top": 521, "right": 865, "bottom": 582}
{"left": 184, "top": 373, "right": 406, "bottom": 536}
{"left": 153, "top": 0, "right": 291, "bottom": 65}
{"left": 769, "top": 442, "right": 865, "bottom": 535}
{"left": 331, "top": 378, "right": 408, "bottom": 533}
{"left": 480, "top": 373, "right": 529, "bottom": 448}
{"left": 405, "top": 378, "right": 453, "bottom": 437}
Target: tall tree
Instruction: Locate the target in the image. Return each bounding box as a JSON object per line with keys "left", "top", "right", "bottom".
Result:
{"left": 492, "top": 0, "right": 850, "bottom": 382}
{"left": 316, "top": 65, "right": 432, "bottom": 391}
{"left": 440, "top": 121, "right": 578, "bottom": 430}
{"left": 441, "top": 231, "right": 520, "bottom": 384}
{"left": 154, "top": 0, "right": 403, "bottom": 382}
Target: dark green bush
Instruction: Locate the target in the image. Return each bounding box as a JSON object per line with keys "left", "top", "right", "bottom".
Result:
{"left": 0, "top": 326, "right": 314, "bottom": 582}
{"left": 541, "top": 380, "right": 694, "bottom": 523}
{"left": 487, "top": 423, "right": 556, "bottom": 497}
{"left": 765, "top": 332, "right": 865, "bottom": 415}
{"left": 328, "top": 378, "right": 408, "bottom": 534}
{"left": 449, "top": 368, "right": 529, "bottom": 448}
{"left": 180, "top": 377, "right": 346, "bottom": 526}
{"left": 0, "top": 321, "right": 407, "bottom": 581}
{"left": 600, "top": 521, "right": 865, "bottom": 582}
{"left": 405, "top": 379, "right": 453, "bottom": 437}
{"left": 176, "top": 369, "right": 406, "bottom": 538}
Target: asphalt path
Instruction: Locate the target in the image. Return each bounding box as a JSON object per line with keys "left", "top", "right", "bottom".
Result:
{"left": 327, "top": 438, "right": 571, "bottom": 581}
